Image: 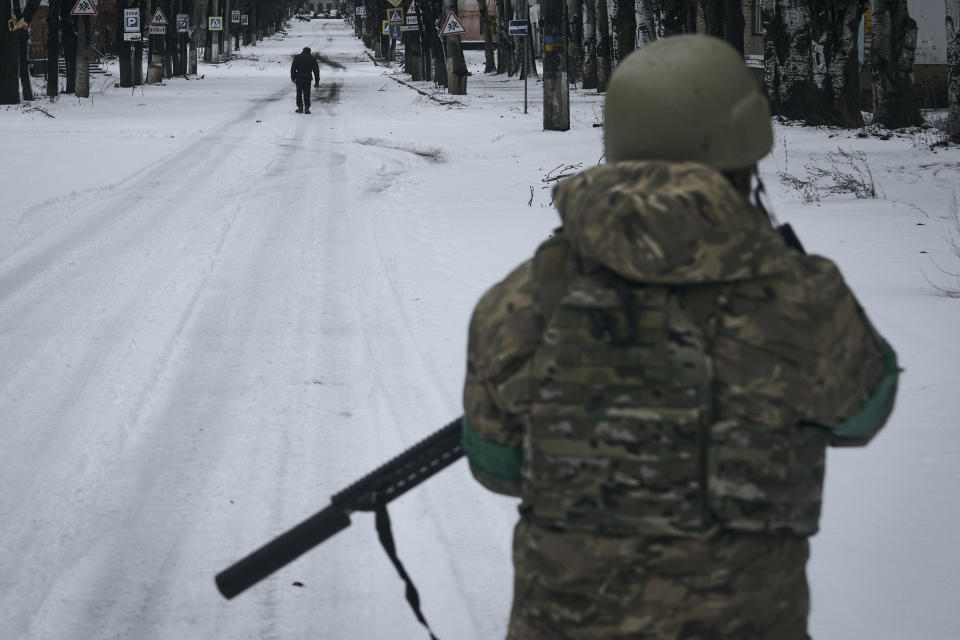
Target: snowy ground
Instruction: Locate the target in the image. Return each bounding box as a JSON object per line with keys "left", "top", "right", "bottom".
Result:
{"left": 1, "top": 18, "right": 958, "bottom": 640}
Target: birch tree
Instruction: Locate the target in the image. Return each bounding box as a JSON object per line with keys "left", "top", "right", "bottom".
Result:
{"left": 763, "top": 0, "right": 867, "bottom": 128}
{"left": 636, "top": 0, "right": 656, "bottom": 45}
{"left": 582, "top": 0, "right": 598, "bottom": 88}
{"left": 871, "top": 0, "right": 922, "bottom": 127}
{"left": 948, "top": 0, "right": 960, "bottom": 142}
{"left": 567, "top": 0, "right": 582, "bottom": 84}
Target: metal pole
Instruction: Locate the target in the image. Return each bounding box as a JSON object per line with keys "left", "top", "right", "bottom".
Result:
{"left": 523, "top": 34, "right": 527, "bottom": 114}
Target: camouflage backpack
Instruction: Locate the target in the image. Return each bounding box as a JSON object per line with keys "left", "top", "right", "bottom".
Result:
{"left": 522, "top": 234, "right": 718, "bottom": 537}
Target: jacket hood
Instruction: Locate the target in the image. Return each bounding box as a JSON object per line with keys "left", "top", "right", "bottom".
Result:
{"left": 552, "top": 161, "right": 790, "bottom": 284}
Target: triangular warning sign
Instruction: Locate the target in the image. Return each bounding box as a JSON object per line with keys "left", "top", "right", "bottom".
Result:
{"left": 70, "top": 0, "right": 97, "bottom": 16}
{"left": 440, "top": 10, "right": 466, "bottom": 36}
{"left": 150, "top": 7, "right": 169, "bottom": 25}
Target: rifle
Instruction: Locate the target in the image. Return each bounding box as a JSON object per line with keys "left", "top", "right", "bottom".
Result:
{"left": 215, "top": 417, "right": 464, "bottom": 637}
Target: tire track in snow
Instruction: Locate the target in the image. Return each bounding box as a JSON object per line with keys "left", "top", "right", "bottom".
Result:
{"left": 0, "top": 82, "right": 322, "bottom": 638}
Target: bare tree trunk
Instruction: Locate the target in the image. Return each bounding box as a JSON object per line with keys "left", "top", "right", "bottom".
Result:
{"left": 527, "top": 22, "right": 540, "bottom": 78}
{"left": 510, "top": 0, "right": 524, "bottom": 74}
{"left": 948, "top": 0, "right": 960, "bottom": 143}
{"left": 582, "top": 0, "right": 597, "bottom": 88}
{"left": 700, "top": 0, "right": 745, "bottom": 55}
{"left": 46, "top": 0, "right": 61, "bottom": 96}
{"left": 518, "top": 0, "right": 536, "bottom": 79}
{"left": 543, "top": 0, "right": 569, "bottom": 128}
{"left": 12, "top": 0, "right": 42, "bottom": 100}
{"left": 763, "top": 1, "right": 867, "bottom": 127}
{"left": 0, "top": 0, "right": 18, "bottom": 103}
{"left": 567, "top": 0, "right": 582, "bottom": 83}
{"left": 209, "top": 0, "right": 220, "bottom": 61}
{"left": 62, "top": 8, "right": 78, "bottom": 94}
{"left": 495, "top": 0, "right": 513, "bottom": 74}
{"left": 421, "top": 0, "right": 446, "bottom": 86}
{"left": 660, "top": 0, "right": 695, "bottom": 35}
{"left": 76, "top": 17, "right": 90, "bottom": 97}
{"left": 871, "top": 0, "right": 922, "bottom": 127}
{"left": 813, "top": 1, "right": 866, "bottom": 127}
{"left": 477, "top": 0, "right": 496, "bottom": 72}
{"left": 764, "top": 1, "right": 812, "bottom": 119}
{"left": 163, "top": 0, "right": 175, "bottom": 76}
{"left": 595, "top": 0, "right": 610, "bottom": 90}
{"left": 636, "top": 0, "right": 656, "bottom": 44}
{"left": 611, "top": 0, "right": 634, "bottom": 65}
{"left": 444, "top": 0, "right": 468, "bottom": 93}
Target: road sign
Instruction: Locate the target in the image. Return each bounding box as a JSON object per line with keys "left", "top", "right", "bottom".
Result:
{"left": 209, "top": 16, "right": 223, "bottom": 30}
{"left": 401, "top": 24, "right": 418, "bottom": 32}
{"left": 439, "top": 11, "right": 465, "bottom": 36}
{"left": 386, "top": 8, "right": 402, "bottom": 25}
{"left": 176, "top": 13, "right": 188, "bottom": 32}
{"left": 241, "top": 15, "right": 249, "bottom": 25}
{"left": 123, "top": 8, "right": 140, "bottom": 32}
{"left": 149, "top": 25, "right": 166, "bottom": 34}
{"left": 405, "top": 13, "right": 417, "bottom": 25}
{"left": 389, "top": 24, "right": 401, "bottom": 38}
{"left": 508, "top": 19, "right": 529, "bottom": 36}
{"left": 355, "top": 6, "right": 366, "bottom": 16}
{"left": 387, "top": 0, "right": 403, "bottom": 7}
{"left": 381, "top": 20, "right": 389, "bottom": 35}
{"left": 70, "top": 0, "right": 97, "bottom": 16}
{"left": 123, "top": 32, "right": 142, "bottom": 41}
{"left": 150, "top": 7, "right": 168, "bottom": 25}
{"left": 231, "top": 10, "right": 240, "bottom": 23}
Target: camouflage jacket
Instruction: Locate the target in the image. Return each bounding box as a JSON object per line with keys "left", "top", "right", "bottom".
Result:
{"left": 462, "top": 160, "right": 898, "bottom": 536}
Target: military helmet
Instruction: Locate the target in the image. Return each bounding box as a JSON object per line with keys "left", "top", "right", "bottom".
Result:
{"left": 603, "top": 34, "right": 772, "bottom": 170}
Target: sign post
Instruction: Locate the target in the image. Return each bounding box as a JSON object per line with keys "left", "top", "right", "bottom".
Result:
{"left": 147, "top": 7, "right": 169, "bottom": 83}
{"left": 509, "top": 20, "right": 530, "bottom": 114}
{"left": 231, "top": 10, "right": 241, "bottom": 50}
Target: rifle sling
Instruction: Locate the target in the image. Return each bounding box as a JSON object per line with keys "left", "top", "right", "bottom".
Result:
{"left": 374, "top": 503, "right": 439, "bottom": 640}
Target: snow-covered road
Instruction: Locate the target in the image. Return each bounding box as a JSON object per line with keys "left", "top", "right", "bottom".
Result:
{"left": 3, "top": 16, "right": 959, "bottom": 640}
{"left": 1, "top": 21, "right": 517, "bottom": 640}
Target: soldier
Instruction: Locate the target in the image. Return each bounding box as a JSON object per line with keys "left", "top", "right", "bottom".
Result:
{"left": 290, "top": 46, "right": 320, "bottom": 114}
{"left": 462, "top": 35, "right": 899, "bottom": 639}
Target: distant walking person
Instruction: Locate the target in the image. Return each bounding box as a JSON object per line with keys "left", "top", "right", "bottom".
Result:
{"left": 291, "top": 47, "right": 320, "bottom": 114}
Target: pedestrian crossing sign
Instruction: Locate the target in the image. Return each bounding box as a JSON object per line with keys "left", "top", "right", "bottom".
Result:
{"left": 209, "top": 16, "right": 223, "bottom": 30}
{"left": 70, "top": 0, "right": 97, "bottom": 16}
{"left": 381, "top": 20, "right": 389, "bottom": 35}
{"left": 439, "top": 11, "right": 465, "bottom": 36}
{"left": 386, "top": 8, "right": 403, "bottom": 25}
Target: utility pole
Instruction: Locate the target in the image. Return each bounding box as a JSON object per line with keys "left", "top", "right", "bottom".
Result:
{"left": 210, "top": 0, "right": 220, "bottom": 60}
{"left": 542, "top": 0, "right": 569, "bottom": 130}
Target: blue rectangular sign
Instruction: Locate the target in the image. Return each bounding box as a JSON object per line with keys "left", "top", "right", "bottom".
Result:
{"left": 508, "top": 19, "right": 529, "bottom": 36}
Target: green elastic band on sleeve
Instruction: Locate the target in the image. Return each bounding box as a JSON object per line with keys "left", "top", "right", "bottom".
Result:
{"left": 461, "top": 416, "right": 523, "bottom": 483}
{"left": 833, "top": 339, "right": 901, "bottom": 439}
